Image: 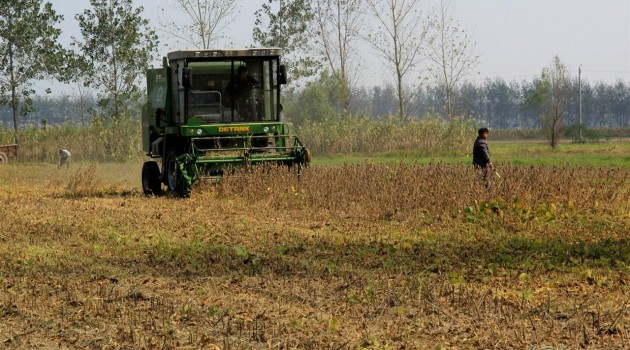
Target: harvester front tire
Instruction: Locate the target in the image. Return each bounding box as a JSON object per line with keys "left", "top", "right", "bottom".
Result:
{"left": 0, "top": 152, "right": 7, "bottom": 165}
{"left": 142, "top": 161, "right": 162, "bottom": 196}
{"left": 165, "top": 153, "right": 179, "bottom": 192}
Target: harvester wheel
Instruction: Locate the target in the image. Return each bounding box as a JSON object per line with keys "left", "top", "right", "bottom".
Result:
{"left": 165, "top": 153, "right": 179, "bottom": 191}
{"left": 142, "top": 161, "right": 162, "bottom": 195}
{"left": 0, "top": 152, "right": 7, "bottom": 165}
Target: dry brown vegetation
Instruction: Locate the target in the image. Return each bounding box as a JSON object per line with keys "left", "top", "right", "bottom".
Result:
{"left": 296, "top": 115, "right": 474, "bottom": 156}
{"left": 0, "top": 162, "right": 629, "bottom": 349}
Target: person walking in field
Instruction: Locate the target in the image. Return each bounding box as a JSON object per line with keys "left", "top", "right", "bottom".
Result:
{"left": 472, "top": 127, "right": 493, "bottom": 187}
{"left": 58, "top": 149, "right": 71, "bottom": 169}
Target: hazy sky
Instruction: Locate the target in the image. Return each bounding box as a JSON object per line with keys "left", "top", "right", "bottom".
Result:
{"left": 41, "top": 0, "right": 630, "bottom": 94}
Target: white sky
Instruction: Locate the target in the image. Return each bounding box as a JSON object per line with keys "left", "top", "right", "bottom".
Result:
{"left": 39, "top": 0, "right": 630, "bottom": 95}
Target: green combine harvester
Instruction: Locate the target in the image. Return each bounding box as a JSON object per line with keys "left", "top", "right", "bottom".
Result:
{"left": 141, "top": 48, "right": 310, "bottom": 197}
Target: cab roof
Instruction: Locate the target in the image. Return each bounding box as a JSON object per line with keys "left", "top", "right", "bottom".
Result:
{"left": 167, "top": 48, "right": 283, "bottom": 61}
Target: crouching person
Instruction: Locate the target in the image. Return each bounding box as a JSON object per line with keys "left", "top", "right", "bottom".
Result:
{"left": 58, "top": 149, "right": 71, "bottom": 169}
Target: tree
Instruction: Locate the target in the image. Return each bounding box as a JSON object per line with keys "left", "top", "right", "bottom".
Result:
{"left": 528, "top": 56, "right": 572, "bottom": 148}
{"left": 160, "top": 0, "right": 237, "bottom": 49}
{"left": 483, "top": 78, "right": 520, "bottom": 129}
{"left": 427, "top": 0, "right": 479, "bottom": 119}
{"left": 458, "top": 81, "right": 483, "bottom": 119}
{"left": 253, "top": 0, "right": 320, "bottom": 82}
{"left": 610, "top": 80, "right": 629, "bottom": 127}
{"left": 74, "top": 0, "right": 158, "bottom": 118}
{"left": 364, "top": 0, "right": 430, "bottom": 120}
{"left": 65, "top": 54, "right": 94, "bottom": 124}
{"left": 69, "top": 80, "right": 94, "bottom": 125}
{"left": 311, "top": 0, "right": 363, "bottom": 112}
{"left": 285, "top": 70, "right": 347, "bottom": 124}
{"left": 0, "top": 0, "right": 65, "bottom": 144}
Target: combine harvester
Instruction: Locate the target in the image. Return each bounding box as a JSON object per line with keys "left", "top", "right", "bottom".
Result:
{"left": 141, "top": 48, "right": 310, "bottom": 197}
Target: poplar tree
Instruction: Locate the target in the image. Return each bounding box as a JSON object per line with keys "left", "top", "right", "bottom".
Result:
{"left": 0, "top": 0, "right": 66, "bottom": 144}
{"left": 527, "top": 56, "right": 572, "bottom": 148}
{"left": 74, "top": 0, "right": 158, "bottom": 119}
{"left": 427, "top": 0, "right": 479, "bottom": 119}
{"left": 364, "top": 0, "right": 429, "bottom": 120}
{"left": 162, "top": 0, "right": 237, "bottom": 49}
{"left": 253, "top": 0, "right": 320, "bottom": 81}
{"left": 311, "top": 0, "right": 364, "bottom": 112}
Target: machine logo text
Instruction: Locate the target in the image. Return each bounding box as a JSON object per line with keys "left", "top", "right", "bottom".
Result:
{"left": 218, "top": 126, "right": 250, "bottom": 133}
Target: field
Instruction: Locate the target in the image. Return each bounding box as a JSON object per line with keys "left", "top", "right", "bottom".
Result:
{"left": 0, "top": 141, "right": 629, "bottom": 349}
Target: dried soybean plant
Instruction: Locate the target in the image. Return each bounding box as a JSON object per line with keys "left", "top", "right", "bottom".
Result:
{"left": 212, "top": 163, "right": 629, "bottom": 220}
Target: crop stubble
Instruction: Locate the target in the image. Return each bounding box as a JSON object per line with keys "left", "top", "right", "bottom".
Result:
{"left": 0, "top": 163, "right": 628, "bottom": 349}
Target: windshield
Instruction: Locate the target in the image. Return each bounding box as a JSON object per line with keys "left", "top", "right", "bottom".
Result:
{"left": 187, "top": 58, "right": 280, "bottom": 123}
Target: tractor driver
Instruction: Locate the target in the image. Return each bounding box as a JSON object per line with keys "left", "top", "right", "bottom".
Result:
{"left": 226, "top": 65, "right": 262, "bottom": 121}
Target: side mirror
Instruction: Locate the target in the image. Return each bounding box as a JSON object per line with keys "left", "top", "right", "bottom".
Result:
{"left": 182, "top": 67, "right": 193, "bottom": 88}
{"left": 278, "top": 65, "right": 287, "bottom": 85}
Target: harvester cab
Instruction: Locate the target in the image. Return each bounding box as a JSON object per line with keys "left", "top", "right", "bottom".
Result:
{"left": 141, "top": 48, "right": 310, "bottom": 197}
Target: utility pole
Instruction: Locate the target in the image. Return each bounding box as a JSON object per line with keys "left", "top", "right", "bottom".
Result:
{"left": 578, "top": 64, "right": 582, "bottom": 143}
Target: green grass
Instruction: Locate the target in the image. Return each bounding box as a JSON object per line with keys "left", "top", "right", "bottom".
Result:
{"left": 491, "top": 139, "right": 630, "bottom": 166}
{"left": 313, "top": 139, "right": 630, "bottom": 167}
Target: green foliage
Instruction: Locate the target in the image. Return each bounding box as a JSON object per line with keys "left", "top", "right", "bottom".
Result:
{"left": 0, "top": 0, "right": 66, "bottom": 143}
{"left": 74, "top": 0, "right": 158, "bottom": 119}
{"left": 253, "top": 0, "right": 320, "bottom": 80}
{"left": 563, "top": 124, "right": 605, "bottom": 141}
{"left": 284, "top": 70, "right": 348, "bottom": 124}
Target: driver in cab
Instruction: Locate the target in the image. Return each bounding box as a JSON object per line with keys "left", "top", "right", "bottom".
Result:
{"left": 226, "top": 65, "right": 261, "bottom": 120}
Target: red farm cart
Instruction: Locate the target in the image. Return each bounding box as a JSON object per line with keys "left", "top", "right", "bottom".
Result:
{"left": 0, "top": 144, "right": 18, "bottom": 164}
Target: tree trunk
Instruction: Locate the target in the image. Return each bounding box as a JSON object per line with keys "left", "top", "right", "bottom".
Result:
{"left": 446, "top": 86, "right": 452, "bottom": 118}
{"left": 550, "top": 118, "right": 557, "bottom": 148}
{"left": 391, "top": 5, "right": 404, "bottom": 120}
{"left": 397, "top": 74, "right": 405, "bottom": 120}
{"left": 9, "top": 53, "right": 18, "bottom": 144}
{"left": 8, "top": 11, "right": 19, "bottom": 144}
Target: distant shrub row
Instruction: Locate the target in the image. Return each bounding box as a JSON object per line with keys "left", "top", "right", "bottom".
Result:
{"left": 1, "top": 114, "right": 478, "bottom": 162}
{"left": 15, "top": 114, "right": 627, "bottom": 162}
{"left": 490, "top": 126, "right": 630, "bottom": 141}
{"left": 0, "top": 114, "right": 142, "bottom": 162}
{"left": 294, "top": 114, "right": 477, "bottom": 156}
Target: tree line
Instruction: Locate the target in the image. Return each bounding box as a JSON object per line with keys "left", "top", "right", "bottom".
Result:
{"left": 1, "top": 0, "right": 628, "bottom": 148}
{"left": 0, "top": 0, "right": 485, "bottom": 143}
{"left": 5, "top": 75, "right": 628, "bottom": 132}
{"left": 286, "top": 71, "right": 630, "bottom": 129}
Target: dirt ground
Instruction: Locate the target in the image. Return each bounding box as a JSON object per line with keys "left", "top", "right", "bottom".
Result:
{"left": 0, "top": 162, "right": 628, "bottom": 349}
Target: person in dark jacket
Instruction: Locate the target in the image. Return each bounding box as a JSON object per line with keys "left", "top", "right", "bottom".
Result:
{"left": 226, "top": 65, "right": 261, "bottom": 120}
{"left": 472, "top": 127, "right": 493, "bottom": 186}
